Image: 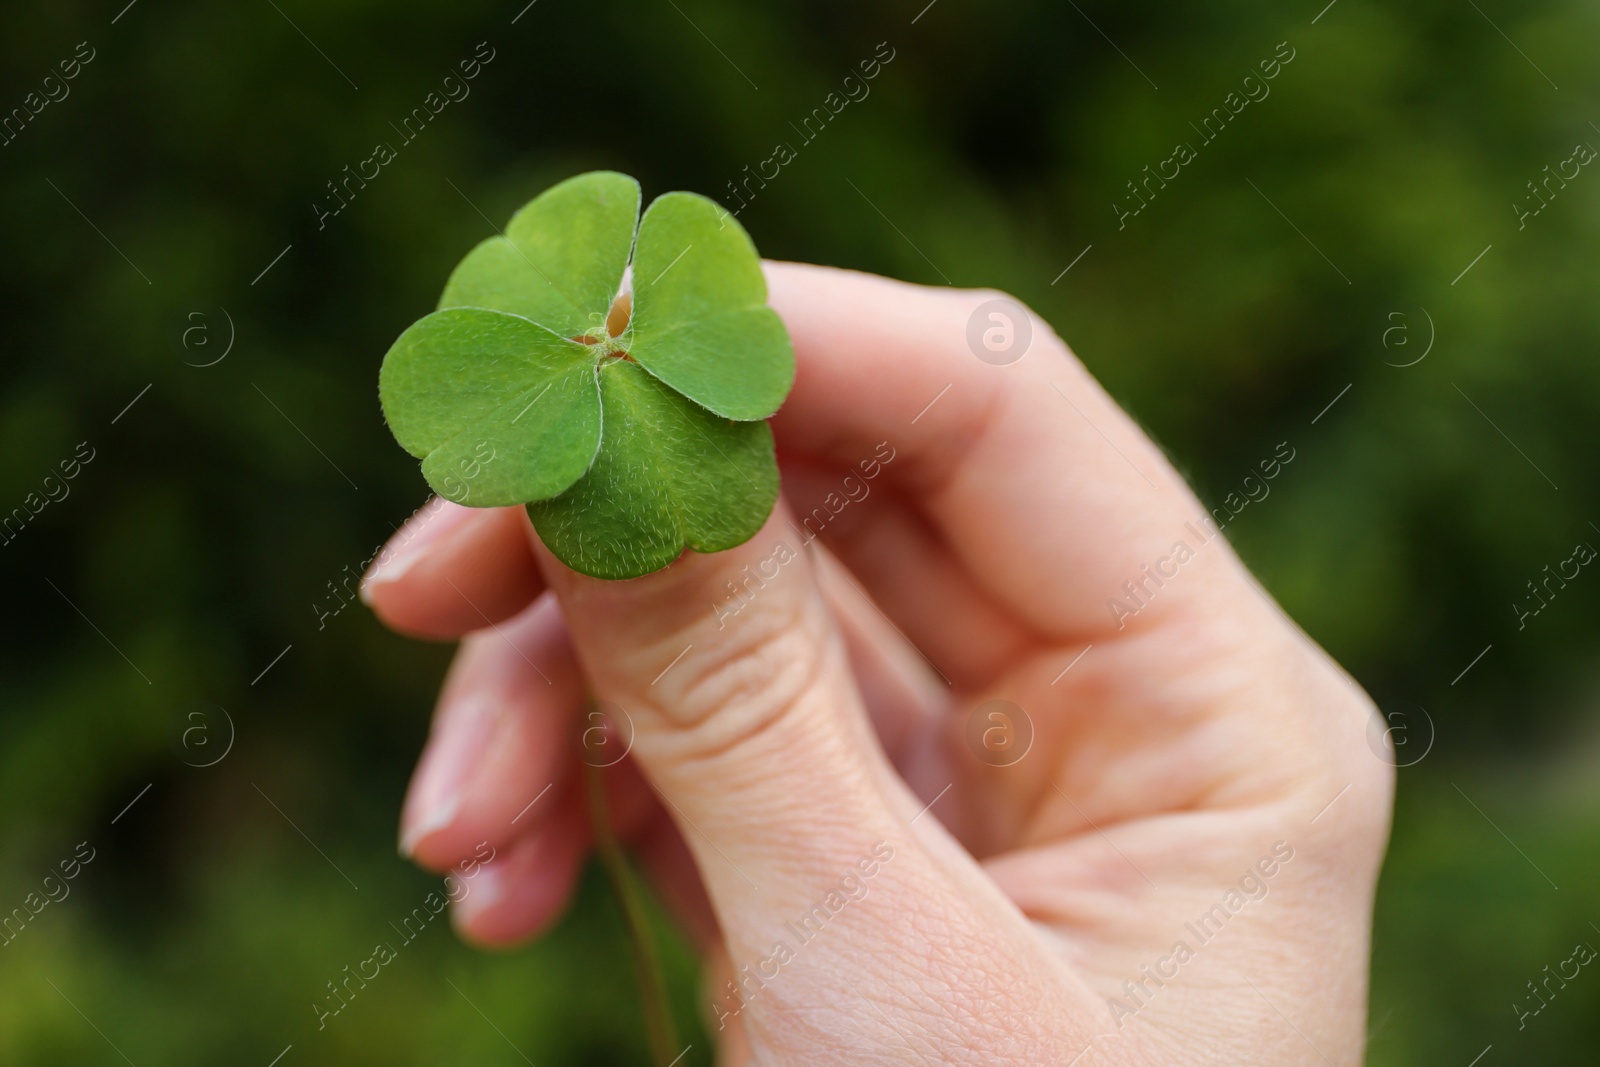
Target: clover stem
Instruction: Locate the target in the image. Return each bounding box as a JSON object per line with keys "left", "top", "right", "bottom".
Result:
{"left": 584, "top": 757, "right": 680, "bottom": 1067}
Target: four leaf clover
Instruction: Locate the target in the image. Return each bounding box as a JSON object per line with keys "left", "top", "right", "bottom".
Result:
{"left": 379, "top": 171, "right": 795, "bottom": 579}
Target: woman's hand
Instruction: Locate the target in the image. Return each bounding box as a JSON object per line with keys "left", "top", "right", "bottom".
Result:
{"left": 363, "top": 262, "right": 1393, "bottom": 1065}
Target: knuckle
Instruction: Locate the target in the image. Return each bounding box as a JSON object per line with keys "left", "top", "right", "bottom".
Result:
{"left": 1300, "top": 687, "right": 1397, "bottom": 852}
{"left": 962, "top": 284, "right": 1023, "bottom": 308}
{"left": 644, "top": 587, "right": 835, "bottom": 760}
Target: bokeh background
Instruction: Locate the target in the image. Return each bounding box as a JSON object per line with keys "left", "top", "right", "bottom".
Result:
{"left": 3, "top": 0, "right": 1598, "bottom": 1062}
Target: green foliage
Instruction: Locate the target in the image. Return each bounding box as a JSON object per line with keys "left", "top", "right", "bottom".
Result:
{"left": 379, "top": 172, "right": 791, "bottom": 578}
{"left": 381, "top": 308, "right": 604, "bottom": 504}
{"left": 438, "top": 171, "right": 641, "bottom": 337}
{"left": 526, "top": 360, "right": 778, "bottom": 580}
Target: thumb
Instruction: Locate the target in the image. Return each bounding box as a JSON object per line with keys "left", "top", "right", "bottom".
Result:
{"left": 533, "top": 500, "right": 908, "bottom": 897}
{"left": 531, "top": 503, "right": 1093, "bottom": 1059}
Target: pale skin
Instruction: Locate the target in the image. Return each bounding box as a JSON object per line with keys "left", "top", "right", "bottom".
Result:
{"left": 363, "top": 262, "right": 1394, "bottom": 1065}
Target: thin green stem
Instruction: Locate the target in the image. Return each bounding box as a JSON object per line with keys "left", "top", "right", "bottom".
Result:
{"left": 585, "top": 758, "right": 680, "bottom": 1067}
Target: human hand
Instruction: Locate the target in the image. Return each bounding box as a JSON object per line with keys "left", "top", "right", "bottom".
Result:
{"left": 363, "top": 262, "right": 1393, "bottom": 1065}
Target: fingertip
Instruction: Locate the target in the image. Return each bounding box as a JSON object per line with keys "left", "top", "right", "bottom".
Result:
{"left": 364, "top": 502, "right": 545, "bottom": 639}
{"left": 452, "top": 820, "right": 588, "bottom": 948}
{"left": 400, "top": 793, "right": 461, "bottom": 866}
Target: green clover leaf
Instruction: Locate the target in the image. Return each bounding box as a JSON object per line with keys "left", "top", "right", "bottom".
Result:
{"left": 378, "top": 171, "right": 795, "bottom": 580}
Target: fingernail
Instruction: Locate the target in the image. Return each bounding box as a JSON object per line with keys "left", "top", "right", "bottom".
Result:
{"left": 399, "top": 696, "right": 499, "bottom": 857}
{"left": 362, "top": 499, "right": 476, "bottom": 601}
{"left": 452, "top": 857, "right": 507, "bottom": 928}
{"left": 398, "top": 795, "right": 459, "bottom": 859}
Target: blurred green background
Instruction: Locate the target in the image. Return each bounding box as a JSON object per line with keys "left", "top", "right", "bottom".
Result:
{"left": 2, "top": 0, "right": 1597, "bottom": 1062}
